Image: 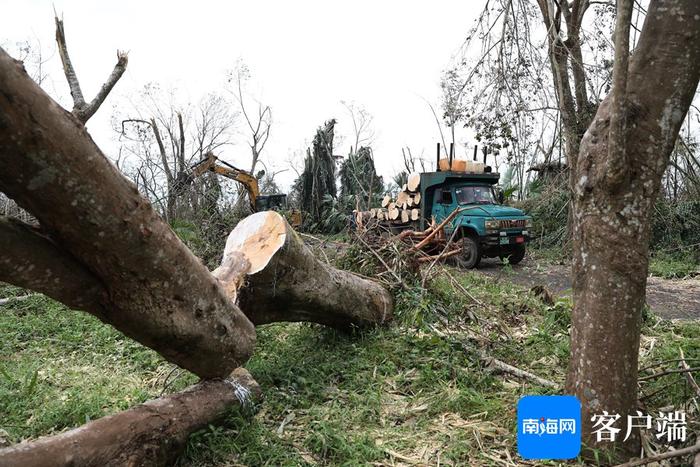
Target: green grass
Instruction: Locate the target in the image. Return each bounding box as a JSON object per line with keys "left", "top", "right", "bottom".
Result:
{"left": 649, "top": 252, "right": 699, "bottom": 279}
{"left": 1, "top": 252, "right": 699, "bottom": 465}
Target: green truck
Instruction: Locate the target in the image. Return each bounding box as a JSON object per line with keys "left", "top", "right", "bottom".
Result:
{"left": 412, "top": 170, "right": 532, "bottom": 268}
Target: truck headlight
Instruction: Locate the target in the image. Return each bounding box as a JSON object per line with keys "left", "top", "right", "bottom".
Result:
{"left": 526, "top": 218, "right": 533, "bottom": 228}
{"left": 485, "top": 220, "right": 499, "bottom": 230}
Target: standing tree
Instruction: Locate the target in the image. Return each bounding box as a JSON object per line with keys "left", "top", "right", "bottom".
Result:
{"left": 566, "top": 0, "right": 700, "bottom": 457}
{"left": 228, "top": 64, "right": 272, "bottom": 174}
{"left": 119, "top": 88, "right": 237, "bottom": 221}
{"left": 455, "top": 0, "right": 700, "bottom": 458}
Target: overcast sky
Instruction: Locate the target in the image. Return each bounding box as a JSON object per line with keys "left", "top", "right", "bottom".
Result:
{"left": 2, "top": 0, "right": 480, "bottom": 189}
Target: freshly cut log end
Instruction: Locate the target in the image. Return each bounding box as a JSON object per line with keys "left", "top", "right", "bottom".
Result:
{"left": 381, "top": 195, "right": 391, "bottom": 208}
{"left": 223, "top": 212, "right": 287, "bottom": 274}
{"left": 400, "top": 209, "right": 409, "bottom": 223}
{"left": 407, "top": 173, "right": 420, "bottom": 192}
{"left": 413, "top": 193, "right": 421, "bottom": 205}
{"left": 216, "top": 212, "right": 393, "bottom": 329}
{"left": 396, "top": 191, "right": 409, "bottom": 206}
{"left": 411, "top": 209, "right": 420, "bottom": 221}
{"left": 0, "top": 368, "right": 261, "bottom": 467}
{"left": 388, "top": 208, "right": 400, "bottom": 220}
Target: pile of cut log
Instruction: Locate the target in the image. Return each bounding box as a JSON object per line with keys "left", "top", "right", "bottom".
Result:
{"left": 356, "top": 172, "right": 422, "bottom": 226}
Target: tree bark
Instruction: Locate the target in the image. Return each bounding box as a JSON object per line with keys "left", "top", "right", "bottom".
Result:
{"left": 213, "top": 211, "right": 393, "bottom": 329}
{"left": 567, "top": 0, "right": 700, "bottom": 458}
{"left": 54, "top": 14, "right": 128, "bottom": 123}
{"left": 0, "top": 216, "right": 107, "bottom": 315}
{"left": 0, "top": 48, "right": 255, "bottom": 378}
{"left": 0, "top": 368, "right": 261, "bottom": 467}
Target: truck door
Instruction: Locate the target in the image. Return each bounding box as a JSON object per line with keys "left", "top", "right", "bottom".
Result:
{"left": 433, "top": 189, "right": 453, "bottom": 224}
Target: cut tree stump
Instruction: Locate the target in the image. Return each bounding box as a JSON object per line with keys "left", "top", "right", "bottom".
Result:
{"left": 0, "top": 368, "right": 261, "bottom": 467}
{"left": 214, "top": 212, "right": 393, "bottom": 329}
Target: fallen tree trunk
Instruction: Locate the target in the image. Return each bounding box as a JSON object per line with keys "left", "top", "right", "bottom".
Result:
{"left": 0, "top": 48, "right": 255, "bottom": 378}
{"left": 0, "top": 368, "right": 261, "bottom": 467}
{"left": 0, "top": 216, "right": 108, "bottom": 314}
{"left": 214, "top": 211, "right": 393, "bottom": 329}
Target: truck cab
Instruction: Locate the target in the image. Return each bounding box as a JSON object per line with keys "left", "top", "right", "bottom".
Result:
{"left": 418, "top": 171, "right": 532, "bottom": 268}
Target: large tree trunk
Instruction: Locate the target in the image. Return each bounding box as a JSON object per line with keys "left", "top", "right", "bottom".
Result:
{"left": 213, "top": 211, "right": 393, "bottom": 329}
{"left": 0, "top": 47, "right": 255, "bottom": 378}
{"left": 0, "top": 368, "right": 260, "bottom": 467}
{"left": 567, "top": 0, "right": 700, "bottom": 458}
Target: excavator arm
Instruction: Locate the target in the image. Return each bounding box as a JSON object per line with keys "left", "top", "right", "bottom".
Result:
{"left": 186, "top": 153, "right": 301, "bottom": 228}
{"left": 188, "top": 153, "right": 259, "bottom": 212}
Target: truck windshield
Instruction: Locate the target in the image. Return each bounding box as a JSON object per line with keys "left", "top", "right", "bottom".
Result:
{"left": 455, "top": 186, "right": 497, "bottom": 205}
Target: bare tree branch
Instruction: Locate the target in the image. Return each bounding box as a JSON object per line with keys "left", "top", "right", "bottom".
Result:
{"left": 54, "top": 13, "right": 128, "bottom": 123}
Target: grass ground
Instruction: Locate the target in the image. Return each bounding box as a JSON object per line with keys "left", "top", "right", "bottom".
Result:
{"left": 1, "top": 247, "right": 699, "bottom": 466}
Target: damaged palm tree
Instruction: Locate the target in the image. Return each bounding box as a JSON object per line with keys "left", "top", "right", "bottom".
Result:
{"left": 292, "top": 119, "right": 338, "bottom": 224}
{"left": 214, "top": 211, "right": 393, "bottom": 329}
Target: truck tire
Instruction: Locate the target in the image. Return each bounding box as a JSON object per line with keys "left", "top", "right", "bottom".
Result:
{"left": 460, "top": 236, "right": 481, "bottom": 269}
{"left": 500, "top": 245, "right": 526, "bottom": 264}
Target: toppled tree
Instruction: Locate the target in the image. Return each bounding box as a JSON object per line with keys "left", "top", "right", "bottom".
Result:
{"left": 0, "top": 44, "right": 393, "bottom": 465}
{"left": 0, "top": 48, "right": 255, "bottom": 378}
{"left": 292, "top": 119, "right": 338, "bottom": 226}
{"left": 213, "top": 211, "right": 392, "bottom": 329}
{"left": 0, "top": 368, "right": 261, "bottom": 467}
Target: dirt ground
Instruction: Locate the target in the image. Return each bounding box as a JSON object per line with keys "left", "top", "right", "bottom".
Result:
{"left": 477, "top": 257, "right": 700, "bottom": 320}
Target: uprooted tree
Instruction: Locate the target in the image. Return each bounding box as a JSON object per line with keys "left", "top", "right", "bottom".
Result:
{"left": 0, "top": 46, "right": 393, "bottom": 465}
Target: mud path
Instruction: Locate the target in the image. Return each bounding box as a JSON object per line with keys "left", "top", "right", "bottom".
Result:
{"left": 477, "top": 258, "right": 700, "bottom": 320}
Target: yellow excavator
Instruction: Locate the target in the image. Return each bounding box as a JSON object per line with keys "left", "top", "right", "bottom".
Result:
{"left": 186, "top": 153, "right": 301, "bottom": 227}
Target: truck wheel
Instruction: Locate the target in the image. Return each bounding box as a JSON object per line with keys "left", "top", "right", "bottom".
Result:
{"left": 500, "top": 245, "right": 526, "bottom": 264}
{"left": 460, "top": 236, "right": 482, "bottom": 269}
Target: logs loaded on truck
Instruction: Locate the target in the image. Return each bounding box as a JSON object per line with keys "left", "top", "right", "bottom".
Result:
{"left": 355, "top": 148, "right": 533, "bottom": 269}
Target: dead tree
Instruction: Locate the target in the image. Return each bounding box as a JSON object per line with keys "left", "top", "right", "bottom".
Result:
{"left": 214, "top": 211, "right": 393, "bottom": 328}
{"left": 0, "top": 368, "right": 261, "bottom": 467}
{"left": 54, "top": 14, "right": 128, "bottom": 123}
{"left": 0, "top": 47, "right": 256, "bottom": 378}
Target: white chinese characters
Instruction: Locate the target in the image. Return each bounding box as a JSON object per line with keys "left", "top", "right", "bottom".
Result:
{"left": 589, "top": 411, "right": 686, "bottom": 443}
{"left": 522, "top": 418, "right": 577, "bottom": 436}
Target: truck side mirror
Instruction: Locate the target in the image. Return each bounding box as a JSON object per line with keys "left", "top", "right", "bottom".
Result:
{"left": 497, "top": 189, "right": 505, "bottom": 204}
